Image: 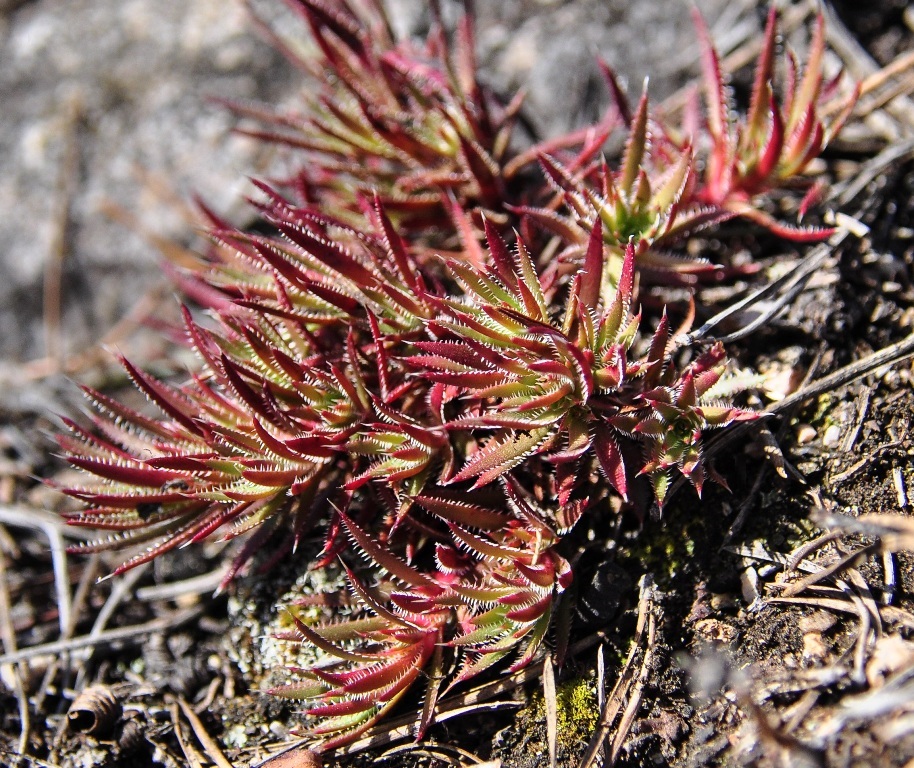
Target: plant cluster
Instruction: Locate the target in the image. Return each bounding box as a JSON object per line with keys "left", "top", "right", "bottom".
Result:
{"left": 60, "top": 0, "right": 856, "bottom": 750}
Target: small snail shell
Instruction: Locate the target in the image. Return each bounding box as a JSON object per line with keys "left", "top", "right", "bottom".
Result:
{"left": 67, "top": 685, "right": 123, "bottom": 737}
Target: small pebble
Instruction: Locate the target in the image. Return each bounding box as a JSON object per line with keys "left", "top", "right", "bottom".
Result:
{"left": 822, "top": 424, "right": 842, "bottom": 447}
{"left": 740, "top": 567, "right": 760, "bottom": 604}
{"left": 710, "top": 593, "right": 737, "bottom": 611}
{"left": 867, "top": 635, "right": 914, "bottom": 687}
{"left": 796, "top": 424, "right": 816, "bottom": 445}
{"left": 802, "top": 632, "right": 828, "bottom": 663}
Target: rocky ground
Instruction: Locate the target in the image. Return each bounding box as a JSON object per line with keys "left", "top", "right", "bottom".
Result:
{"left": 1, "top": 0, "right": 914, "bottom": 767}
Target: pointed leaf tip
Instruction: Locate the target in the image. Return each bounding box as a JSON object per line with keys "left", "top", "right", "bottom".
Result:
{"left": 578, "top": 219, "right": 604, "bottom": 312}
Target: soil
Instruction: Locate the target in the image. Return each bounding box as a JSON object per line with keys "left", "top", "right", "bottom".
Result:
{"left": 2, "top": 1, "right": 914, "bottom": 768}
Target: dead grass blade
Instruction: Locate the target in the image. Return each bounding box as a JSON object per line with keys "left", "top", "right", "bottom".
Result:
{"left": 682, "top": 236, "right": 839, "bottom": 346}
{"left": 769, "top": 595, "right": 914, "bottom": 631}
{"left": 176, "top": 696, "right": 234, "bottom": 768}
{"left": 778, "top": 544, "right": 877, "bottom": 598}
{"left": 251, "top": 741, "right": 321, "bottom": 768}
{"left": 832, "top": 138, "right": 914, "bottom": 207}
{"left": 609, "top": 604, "right": 657, "bottom": 765}
{"left": 726, "top": 540, "right": 820, "bottom": 574}
{"left": 0, "top": 506, "right": 73, "bottom": 637}
{"left": 543, "top": 653, "right": 557, "bottom": 768}
{"left": 0, "top": 565, "right": 29, "bottom": 768}
{"left": 786, "top": 527, "right": 845, "bottom": 571}
{"left": 744, "top": 696, "right": 826, "bottom": 768}
{"left": 0, "top": 605, "right": 204, "bottom": 667}
{"left": 811, "top": 511, "right": 914, "bottom": 553}
{"left": 376, "top": 742, "right": 491, "bottom": 766}
{"left": 169, "top": 701, "right": 206, "bottom": 768}
{"left": 135, "top": 567, "right": 225, "bottom": 602}
{"left": 73, "top": 564, "right": 150, "bottom": 690}
{"left": 820, "top": 0, "right": 914, "bottom": 137}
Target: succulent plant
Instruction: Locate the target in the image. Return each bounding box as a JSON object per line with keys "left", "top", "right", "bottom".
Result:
{"left": 230, "top": 0, "right": 614, "bottom": 238}
{"left": 517, "top": 93, "right": 728, "bottom": 289}
{"left": 60, "top": 190, "right": 755, "bottom": 746}
{"left": 690, "top": 7, "right": 859, "bottom": 239}
{"left": 517, "top": 9, "right": 859, "bottom": 289}
{"left": 58, "top": 1, "right": 858, "bottom": 751}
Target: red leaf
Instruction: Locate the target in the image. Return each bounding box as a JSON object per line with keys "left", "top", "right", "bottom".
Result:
{"left": 337, "top": 510, "right": 435, "bottom": 588}
{"left": 578, "top": 219, "right": 603, "bottom": 312}
{"left": 594, "top": 429, "right": 628, "bottom": 500}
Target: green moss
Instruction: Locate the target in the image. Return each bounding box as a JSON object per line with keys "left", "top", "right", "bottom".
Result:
{"left": 525, "top": 676, "right": 600, "bottom": 750}
{"left": 556, "top": 678, "right": 600, "bottom": 744}
{"left": 622, "top": 507, "right": 702, "bottom": 586}
{"left": 772, "top": 510, "right": 820, "bottom": 550}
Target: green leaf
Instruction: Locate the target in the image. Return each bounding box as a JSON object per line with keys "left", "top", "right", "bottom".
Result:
{"left": 450, "top": 428, "right": 552, "bottom": 488}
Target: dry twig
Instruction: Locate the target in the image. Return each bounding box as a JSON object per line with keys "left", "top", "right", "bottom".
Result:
{"left": 544, "top": 653, "right": 558, "bottom": 768}
{"left": 176, "top": 696, "right": 235, "bottom": 768}
{"left": 0, "top": 605, "right": 204, "bottom": 667}
{"left": 169, "top": 700, "right": 206, "bottom": 768}
{"left": 0, "top": 547, "right": 30, "bottom": 768}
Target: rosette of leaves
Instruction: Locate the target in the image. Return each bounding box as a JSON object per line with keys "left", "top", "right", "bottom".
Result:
{"left": 61, "top": 193, "right": 439, "bottom": 580}
{"left": 691, "top": 7, "right": 859, "bottom": 239}
{"left": 233, "top": 0, "right": 614, "bottom": 235}
{"left": 54, "top": 0, "right": 814, "bottom": 750}
{"left": 518, "top": 92, "right": 727, "bottom": 289}
{"left": 413, "top": 219, "right": 757, "bottom": 508}
{"left": 270, "top": 510, "right": 571, "bottom": 749}
{"left": 517, "top": 9, "right": 858, "bottom": 292}
{"left": 61, "top": 180, "right": 756, "bottom": 745}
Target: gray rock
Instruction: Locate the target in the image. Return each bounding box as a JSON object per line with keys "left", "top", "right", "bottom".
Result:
{"left": 0, "top": 0, "right": 295, "bottom": 366}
